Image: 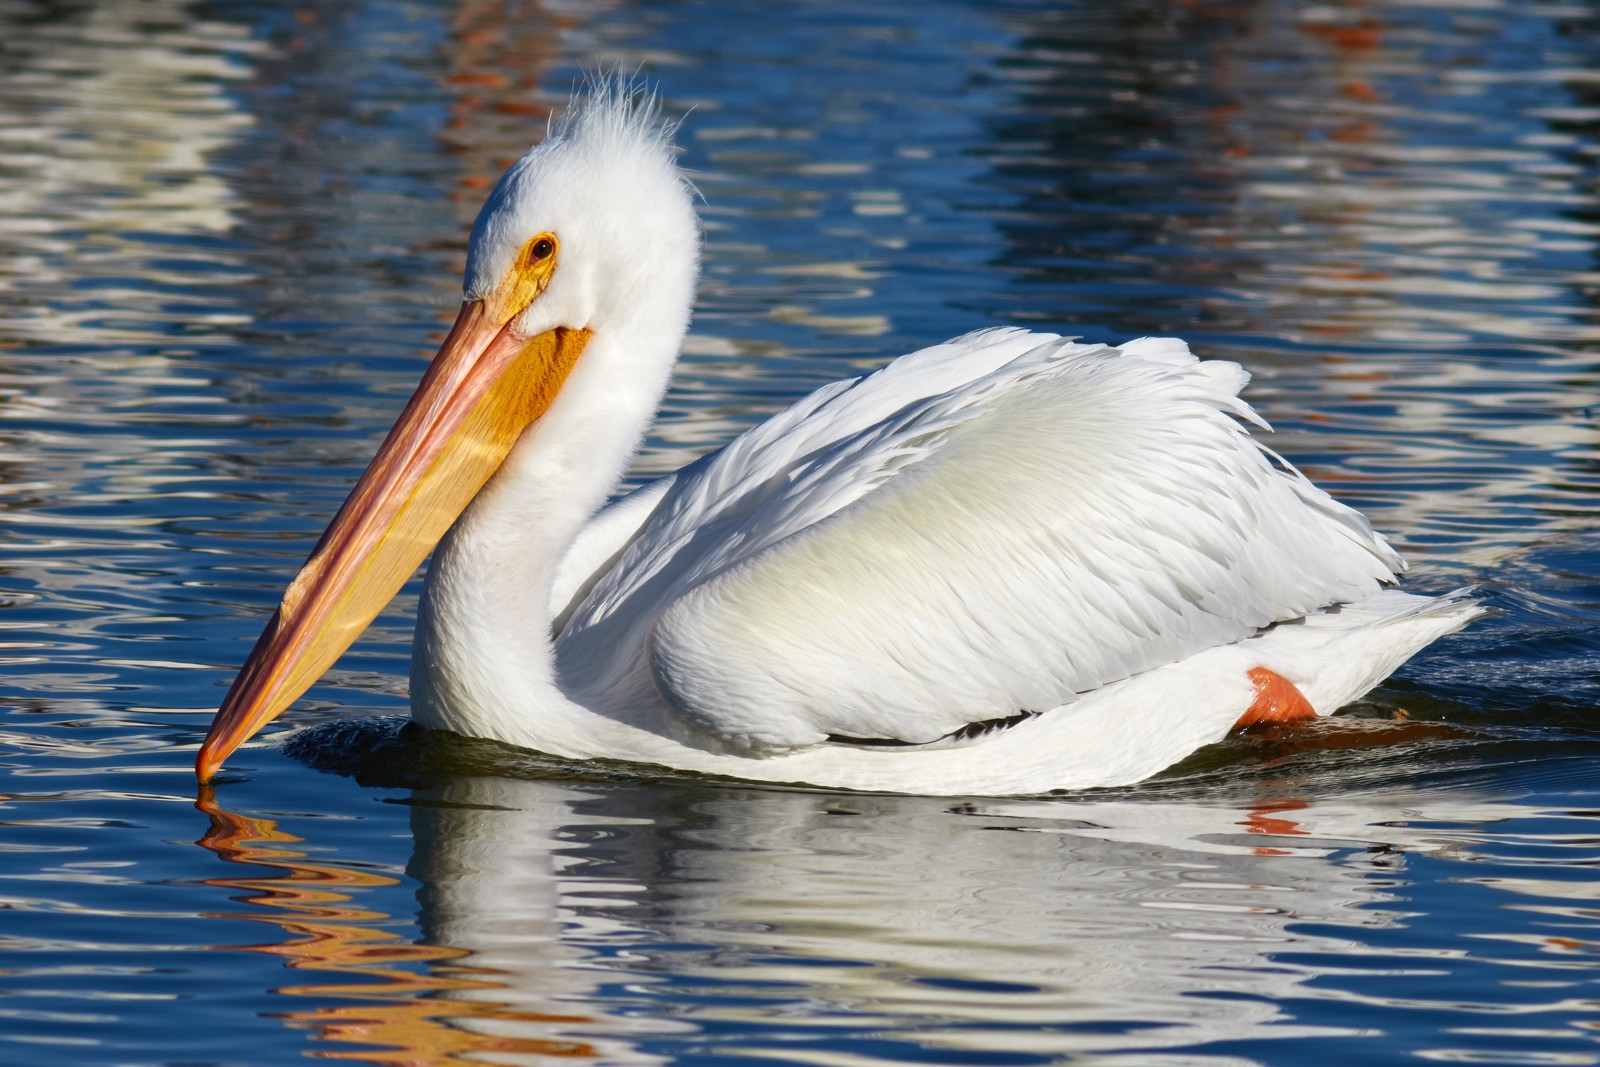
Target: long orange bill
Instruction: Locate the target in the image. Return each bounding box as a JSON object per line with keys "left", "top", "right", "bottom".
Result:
{"left": 197, "top": 301, "right": 591, "bottom": 781}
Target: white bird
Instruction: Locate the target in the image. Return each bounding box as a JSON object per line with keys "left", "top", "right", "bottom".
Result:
{"left": 197, "top": 82, "right": 1480, "bottom": 796}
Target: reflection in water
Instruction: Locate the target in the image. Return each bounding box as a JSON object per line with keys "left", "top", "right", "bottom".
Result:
{"left": 988, "top": 0, "right": 1600, "bottom": 343}
{"left": 200, "top": 775, "right": 1599, "bottom": 1065}
{"left": 0, "top": 0, "right": 261, "bottom": 742}
{"left": 197, "top": 788, "right": 606, "bottom": 1065}
{"left": 0, "top": 0, "right": 256, "bottom": 348}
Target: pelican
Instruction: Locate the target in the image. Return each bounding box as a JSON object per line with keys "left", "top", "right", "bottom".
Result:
{"left": 197, "top": 82, "right": 1480, "bottom": 796}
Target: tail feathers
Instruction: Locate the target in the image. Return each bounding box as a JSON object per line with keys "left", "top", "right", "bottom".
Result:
{"left": 1259, "top": 588, "right": 1483, "bottom": 714}
{"left": 1294, "top": 586, "right": 1483, "bottom": 630}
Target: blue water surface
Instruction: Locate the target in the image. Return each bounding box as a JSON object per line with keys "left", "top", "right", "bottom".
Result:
{"left": 1, "top": 1, "right": 1599, "bottom": 1064}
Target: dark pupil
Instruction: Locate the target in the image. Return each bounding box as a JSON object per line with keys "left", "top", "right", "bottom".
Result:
{"left": 531, "top": 239, "right": 553, "bottom": 261}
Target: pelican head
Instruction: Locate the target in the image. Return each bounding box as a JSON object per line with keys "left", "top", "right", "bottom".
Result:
{"left": 198, "top": 82, "right": 698, "bottom": 780}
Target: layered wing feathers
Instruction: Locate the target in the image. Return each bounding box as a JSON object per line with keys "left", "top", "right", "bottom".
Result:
{"left": 555, "top": 330, "right": 1402, "bottom": 752}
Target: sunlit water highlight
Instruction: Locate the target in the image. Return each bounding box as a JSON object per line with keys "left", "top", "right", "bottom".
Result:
{"left": 0, "top": 1, "right": 1598, "bottom": 1064}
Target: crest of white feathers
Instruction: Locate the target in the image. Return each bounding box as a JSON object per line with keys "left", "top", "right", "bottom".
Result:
{"left": 464, "top": 75, "right": 694, "bottom": 303}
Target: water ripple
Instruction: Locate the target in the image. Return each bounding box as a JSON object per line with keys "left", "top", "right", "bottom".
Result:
{"left": 0, "top": 0, "right": 1597, "bottom": 1064}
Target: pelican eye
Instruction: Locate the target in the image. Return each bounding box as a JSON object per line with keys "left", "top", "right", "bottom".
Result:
{"left": 486, "top": 232, "right": 560, "bottom": 324}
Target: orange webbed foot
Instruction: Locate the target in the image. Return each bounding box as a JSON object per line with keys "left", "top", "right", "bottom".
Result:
{"left": 1233, "top": 666, "right": 1318, "bottom": 731}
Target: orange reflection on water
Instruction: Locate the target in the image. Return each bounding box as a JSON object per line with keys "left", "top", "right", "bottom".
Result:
{"left": 1241, "top": 796, "right": 1312, "bottom": 856}
{"left": 197, "top": 790, "right": 596, "bottom": 1066}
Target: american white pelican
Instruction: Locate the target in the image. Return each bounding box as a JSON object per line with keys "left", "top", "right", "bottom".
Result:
{"left": 197, "top": 82, "right": 1480, "bottom": 795}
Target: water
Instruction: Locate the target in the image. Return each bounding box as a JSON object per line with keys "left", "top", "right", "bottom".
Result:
{"left": 1, "top": 0, "right": 1598, "bottom": 1063}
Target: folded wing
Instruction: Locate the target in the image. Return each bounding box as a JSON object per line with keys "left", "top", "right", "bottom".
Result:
{"left": 555, "top": 330, "right": 1402, "bottom": 752}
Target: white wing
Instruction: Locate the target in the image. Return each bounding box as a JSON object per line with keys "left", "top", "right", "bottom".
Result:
{"left": 554, "top": 329, "right": 1402, "bottom": 753}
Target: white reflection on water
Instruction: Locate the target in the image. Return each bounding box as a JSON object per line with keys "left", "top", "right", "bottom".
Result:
{"left": 0, "top": 2, "right": 261, "bottom": 702}
{"left": 0, "top": 0, "right": 258, "bottom": 348}
{"left": 198, "top": 777, "right": 1571, "bottom": 1064}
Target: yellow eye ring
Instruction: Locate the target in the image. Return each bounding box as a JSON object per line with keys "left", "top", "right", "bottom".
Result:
{"left": 483, "top": 233, "right": 561, "bottom": 326}
{"left": 527, "top": 235, "right": 556, "bottom": 264}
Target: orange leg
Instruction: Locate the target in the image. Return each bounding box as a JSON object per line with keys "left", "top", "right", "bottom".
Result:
{"left": 1233, "top": 666, "right": 1318, "bottom": 731}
